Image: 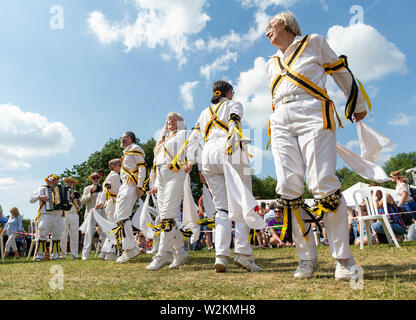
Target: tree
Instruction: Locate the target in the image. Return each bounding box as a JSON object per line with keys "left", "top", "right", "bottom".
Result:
{"left": 383, "top": 152, "right": 416, "bottom": 186}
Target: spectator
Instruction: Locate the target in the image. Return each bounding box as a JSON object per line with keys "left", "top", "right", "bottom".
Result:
{"left": 135, "top": 232, "right": 147, "bottom": 254}
{"left": 371, "top": 183, "right": 406, "bottom": 242}
{"left": 348, "top": 207, "right": 359, "bottom": 245}
{"left": 354, "top": 204, "right": 378, "bottom": 246}
{"left": 268, "top": 206, "right": 292, "bottom": 248}
{"left": 264, "top": 201, "right": 277, "bottom": 224}
{"left": 2, "top": 207, "right": 23, "bottom": 259}
{"left": 390, "top": 169, "right": 416, "bottom": 219}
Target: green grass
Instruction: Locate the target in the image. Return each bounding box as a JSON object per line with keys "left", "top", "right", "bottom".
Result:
{"left": 1, "top": 242, "right": 416, "bottom": 300}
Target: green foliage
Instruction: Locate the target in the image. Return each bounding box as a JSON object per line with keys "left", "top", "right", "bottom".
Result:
{"left": 383, "top": 152, "right": 416, "bottom": 186}
{"left": 252, "top": 175, "right": 277, "bottom": 199}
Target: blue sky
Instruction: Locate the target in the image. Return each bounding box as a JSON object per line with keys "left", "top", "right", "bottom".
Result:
{"left": 0, "top": 0, "right": 414, "bottom": 220}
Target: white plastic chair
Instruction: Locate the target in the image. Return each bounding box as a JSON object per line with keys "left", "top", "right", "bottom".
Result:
{"left": 353, "top": 186, "right": 400, "bottom": 249}
{"left": 27, "top": 220, "right": 40, "bottom": 261}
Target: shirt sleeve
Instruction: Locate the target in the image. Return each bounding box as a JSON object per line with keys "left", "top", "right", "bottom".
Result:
{"left": 229, "top": 100, "right": 244, "bottom": 119}
{"left": 136, "top": 150, "right": 146, "bottom": 188}
{"left": 29, "top": 187, "right": 42, "bottom": 203}
{"left": 80, "top": 186, "right": 92, "bottom": 206}
{"left": 318, "top": 35, "right": 366, "bottom": 113}
{"left": 186, "top": 121, "right": 203, "bottom": 165}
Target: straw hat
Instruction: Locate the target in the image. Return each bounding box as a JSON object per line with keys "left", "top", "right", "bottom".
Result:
{"left": 62, "top": 176, "right": 78, "bottom": 185}
{"left": 88, "top": 172, "right": 103, "bottom": 181}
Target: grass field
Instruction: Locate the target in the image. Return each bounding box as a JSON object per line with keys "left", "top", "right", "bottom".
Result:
{"left": 1, "top": 242, "right": 415, "bottom": 300}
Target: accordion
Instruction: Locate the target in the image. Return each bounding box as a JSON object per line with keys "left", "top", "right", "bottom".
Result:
{"left": 42, "top": 184, "right": 73, "bottom": 211}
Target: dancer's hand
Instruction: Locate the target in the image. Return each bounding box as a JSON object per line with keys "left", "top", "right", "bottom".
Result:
{"left": 147, "top": 187, "right": 158, "bottom": 195}
{"left": 183, "top": 162, "right": 193, "bottom": 173}
{"left": 353, "top": 110, "right": 367, "bottom": 122}
{"left": 137, "top": 188, "right": 144, "bottom": 198}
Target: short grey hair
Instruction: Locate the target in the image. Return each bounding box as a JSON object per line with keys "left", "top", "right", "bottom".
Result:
{"left": 268, "top": 11, "right": 302, "bottom": 36}
{"left": 166, "top": 112, "right": 186, "bottom": 131}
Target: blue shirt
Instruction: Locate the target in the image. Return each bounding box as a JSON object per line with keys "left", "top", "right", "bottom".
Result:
{"left": 4, "top": 215, "right": 22, "bottom": 235}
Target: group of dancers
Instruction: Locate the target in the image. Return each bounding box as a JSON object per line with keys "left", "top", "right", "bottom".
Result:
{"left": 29, "top": 11, "right": 370, "bottom": 281}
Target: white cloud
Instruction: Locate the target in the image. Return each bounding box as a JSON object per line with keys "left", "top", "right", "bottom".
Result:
{"left": 205, "top": 11, "right": 270, "bottom": 52}
{"left": 179, "top": 81, "right": 199, "bottom": 110}
{"left": 0, "top": 104, "right": 74, "bottom": 171}
{"left": 376, "top": 144, "right": 397, "bottom": 165}
{"left": 234, "top": 57, "right": 271, "bottom": 129}
{"left": 327, "top": 23, "right": 407, "bottom": 82}
{"left": 0, "top": 177, "right": 22, "bottom": 190}
{"left": 200, "top": 51, "right": 238, "bottom": 82}
{"left": 239, "top": 0, "right": 298, "bottom": 10}
{"left": 320, "top": 0, "right": 329, "bottom": 11}
{"left": 345, "top": 140, "right": 360, "bottom": 151}
{"left": 387, "top": 112, "right": 415, "bottom": 127}
{"left": 87, "top": 0, "right": 210, "bottom": 66}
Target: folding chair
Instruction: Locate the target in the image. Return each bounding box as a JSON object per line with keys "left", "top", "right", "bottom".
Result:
{"left": 353, "top": 186, "right": 400, "bottom": 249}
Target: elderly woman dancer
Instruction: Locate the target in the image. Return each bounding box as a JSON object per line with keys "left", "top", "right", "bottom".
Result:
{"left": 146, "top": 112, "right": 190, "bottom": 270}
{"left": 186, "top": 80, "right": 260, "bottom": 273}
{"left": 265, "top": 11, "right": 367, "bottom": 280}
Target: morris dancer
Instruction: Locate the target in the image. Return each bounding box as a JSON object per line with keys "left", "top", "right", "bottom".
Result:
{"left": 61, "top": 177, "right": 81, "bottom": 259}
{"left": 265, "top": 11, "right": 367, "bottom": 280}
{"left": 113, "top": 131, "right": 146, "bottom": 263}
{"left": 30, "top": 174, "right": 65, "bottom": 261}
{"left": 185, "top": 80, "right": 260, "bottom": 273}
{"left": 146, "top": 112, "right": 190, "bottom": 270}
{"left": 96, "top": 159, "right": 122, "bottom": 260}
{"left": 80, "top": 172, "right": 105, "bottom": 260}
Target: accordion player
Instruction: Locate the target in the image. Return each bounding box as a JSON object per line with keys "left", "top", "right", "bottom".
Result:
{"left": 41, "top": 184, "right": 73, "bottom": 211}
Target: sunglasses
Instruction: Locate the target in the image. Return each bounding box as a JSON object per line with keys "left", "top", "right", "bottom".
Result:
{"left": 92, "top": 177, "right": 100, "bottom": 180}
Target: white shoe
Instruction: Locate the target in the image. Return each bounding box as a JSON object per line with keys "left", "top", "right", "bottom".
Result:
{"left": 105, "top": 252, "right": 117, "bottom": 261}
{"left": 294, "top": 259, "right": 318, "bottom": 279}
{"left": 116, "top": 247, "right": 140, "bottom": 264}
{"left": 335, "top": 257, "right": 355, "bottom": 281}
{"left": 50, "top": 253, "right": 59, "bottom": 260}
{"left": 234, "top": 254, "right": 260, "bottom": 272}
{"left": 169, "top": 252, "right": 189, "bottom": 269}
{"left": 146, "top": 256, "right": 171, "bottom": 270}
{"left": 214, "top": 255, "right": 229, "bottom": 273}
{"left": 35, "top": 254, "right": 45, "bottom": 262}
{"left": 82, "top": 256, "right": 88, "bottom": 260}
{"left": 98, "top": 251, "right": 107, "bottom": 260}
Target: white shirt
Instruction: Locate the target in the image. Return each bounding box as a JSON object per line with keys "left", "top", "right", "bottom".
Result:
{"left": 265, "top": 34, "right": 366, "bottom": 113}
{"left": 155, "top": 129, "right": 188, "bottom": 166}
{"left": 121, "top": 143, "right": 146, "bottom": 188}
{"left": 187, "top": 97, "right": 244, "bottom": 163}
{"left": 97, "top": 170, "right": 121, "bottom": 207}
{"left": 396, "top": 182, "right": 413, "bottom": 203}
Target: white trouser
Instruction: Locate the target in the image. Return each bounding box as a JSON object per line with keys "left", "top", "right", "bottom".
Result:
{"left": 201, "top": 138, "right": 253, "bottom": 257}
{"left": 155, "top": 224, "right": 186, "bottom": 259}
{"left": 38, "top": 212, "right": 64, "bottom": 241}
{"left": 270, "top": 98, "right": 351, "bottom": 260}
{"left": 4, "top": 233, "right": 17, "bottom": 252}
{"left": 114, "top": 183, "right": 138, "bottom": 251}
{"left": 156, "top": 166, "right": 185, "bottom": 220}
{"left": 82, "top": 211, "right": 106, "bottom": 258}
{"left": 61, "top": 213, "right": 79, "bottom": 257}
